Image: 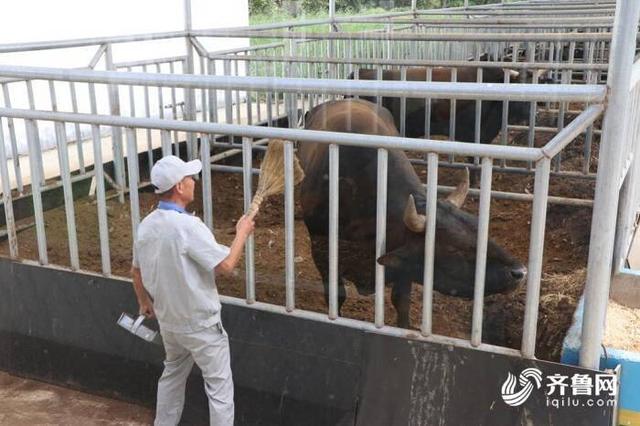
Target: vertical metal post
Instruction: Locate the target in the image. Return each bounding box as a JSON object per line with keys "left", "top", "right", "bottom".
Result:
{"left": 170, "top": 62, "right": 180, "bottom": 157}
{"left": 1, "top": 83, "right": 24, "bottom": 194}
{"left": 184, "top": 0, "right": 197, "bottom": 160}
{"left": 521, "top": 157, "right": 551, "bottom": 358}
{"left": 400, "top": 67, "right": 407, "bottom": 137}
{"left": 424, "top": 67, "right": 432, "bottom": 138}
{"left": 161, "top": 130, "right": 172, "bottom": 157}
{"left": 328, "top": 143, "right": 339, "bottom": 319}
{"left": 284, "top": 140, "right": 296, "bottom": 312}
{"left": 125, "top": 128, "right": 141, "bottom": 242}
{"left": 471, "top": 158, "right": 493, "bottom": 347}
{"left": 448, "top": 68, "right": 457, "bottom": 162}
{"left": 614, "top": 85, "right": 640, "bottom": 270}
{"left": 201, "top": 134, "right": 213, "bottom": 230}
{"left": 242, "top": 137, "right": 256, "bottom": 304}
{"left": 0, "top": 118, "right": 18, "bottom": 258}
{"left": 25, "top": 119, "right": 47, "bottom": 265}
{"left": 49, "top": 81, "right": 80, "bottom": 271}
{"left": 89, "top": 84, "right": 111, "bottom": 275}
{"left": 142, "top": 65, "right": 154, "bottom": 174}
{"left": 474, "top": 67, "right": 483, "bottom": 166}
{"left": 207, "top": 59, "right": 218, "bottom": 123}
{"left": 580, "top": 0, "right": 640, "bottom": 370}
{"left": 527, "top": 43, "right": 537, "bottom": 171}
{"left": 223, "top": 59, "right": 233, "bottom": 125}
{"left": 69, "top": 82, "right": 86, "bottom": 174}
{"left": 375, "top": 148, "right": 388, "bottom": 328}
{"left": 105, "top": 43, "right": 126, "bottom": 203}
{"left": 329, "top": 0, "right": 336, "bottom": 21}
{"left": 421, "top": 153, "right": 438, "bottom": 336}
{"left": 25, "top": 80, "right": 45, "bottom": 186}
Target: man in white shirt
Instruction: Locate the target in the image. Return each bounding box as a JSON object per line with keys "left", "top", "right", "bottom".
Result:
{"left": 131, "top": 155, "right": 255, "bottom": 426}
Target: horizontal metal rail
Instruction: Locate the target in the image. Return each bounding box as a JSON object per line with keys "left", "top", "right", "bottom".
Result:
{"left": 542, "top": 104, "right": 603, "bottom": 159}
{"left": 193, "top": 29, "right": 619, "bottom": 43}
{"left": 0, "top": 31, "right": 186, "bottom": 54}
{"left": 436, "top": 184, "right": 593, "bottom": 207}
{"left": 0, "top": 107, "right": 543, "bottom": 161}
{"left": 216, "top": 294, "right": 521, "bottom": 358}
{"left": 210, "top": 54, "right": 610, "bottom": 72}
{"left": 114, "top": 56, "right": 187, "bottom": 69}
{"left": 207, "top": 41, "right": 286, "bottom": 57}
{"left": 0, "top": 65, "right": 607, "bottom": 103}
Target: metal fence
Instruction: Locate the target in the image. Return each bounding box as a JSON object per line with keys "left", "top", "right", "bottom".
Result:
{"left": 0, "top": 0, "right": 638, "bottom": 369}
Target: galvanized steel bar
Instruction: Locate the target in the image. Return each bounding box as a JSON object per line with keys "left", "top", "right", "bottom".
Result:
{"left": 581, "top": 0, "right": 640, "bottom": 369}
{"left": 125, "top": 128, "right": 141, "bottom": 242}
{"left": 24, "top": 119, "right": 47, "bottom": 265}
{"left": 0, "top": 65, "right": 607, "bottom": 104}
{"left": 88, "top": 44, "right": 108, "bottom": 69}
{"left": 400, "top": 67, "right": 407, "bottom": 137}
{"left": 160, "top": 130, "right": 172, "bottom": 156}
{"left": 193, "top": 29, "right": 617, "bottom": 43}
{"left": 374, "top": 148, "right": 388, "bottom": 328}
{"left": 421, "top": 153, "right": 438, "bottom": 336}
{"left": 448, "top": 68, "right": 457, "bottom": 162}
{"left": 0, "top": 106, "right": 544, "bottom": 161}
{"left": 105, "top": 44, "right": 126, "bottom": 204}
{"left": 114, "top": 55, "right": 189, "bottom": 70}
{"left": 142, "top": 65, "right": 153, "bottom": 174}
{"left": 1, "top": 83, "right": 23, "bottom": 193}
{"left": 54, "top": 119, "right": 81, "bottom": 270}
{"left": 284, "top": 140, "right": 295, "bottom": 312}
{"left": 89, "top": 83, "right": 111, "bottom": 275}
{"left": 170, "top": 62, "right": 180, "bottom": 156}
{"left": 219, "top": 294, "right": 521, "bottom": 357}
{"left": 521, "top": 157, "right": 551, "bottom": 358}
{"left": 0, "top": 118, "right": 18, "bottom": 257}
{"left": 201, "top": 134, "right": 213, "bottom": 230}
{"left": 183, "top": 4, "right": 198, "bottom": 162}
{"left": 471, "top": 158, "right": 493, "bottom": 347}
{"left": 26, "top": 80, "right": 45, "bottom": 186}
{"left": 223, "top": 59, "right": 233, "bottom": 125}
{"left": 328, "top": 143, "right": 339, "bottom": 320}
{"left": 69, "top": 82, "right": 86, "bottom": 174}
{"left": 49, "top": 81, "right": 80, "bottom": 270}
{"left": 541, "top": 104, "right": 604, "bottom": 159}
{"left": 241, "top": 137, "right": 256, "bottom": 304}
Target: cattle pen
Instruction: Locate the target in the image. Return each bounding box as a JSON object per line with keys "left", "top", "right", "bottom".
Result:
{"left": 0, "top": 0, "right": 639, "bottom": 424}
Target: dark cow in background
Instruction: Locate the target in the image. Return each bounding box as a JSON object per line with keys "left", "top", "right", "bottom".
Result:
{"left": 348, "top": 66, "right": 532, "bottom": 143}
{"left": 297, "top": 99, "right": 527, "bottom": 328}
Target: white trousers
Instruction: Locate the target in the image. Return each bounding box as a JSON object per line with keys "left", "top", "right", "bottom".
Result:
{"left": 154, "top": 322, "right": 234, "bottom": 426}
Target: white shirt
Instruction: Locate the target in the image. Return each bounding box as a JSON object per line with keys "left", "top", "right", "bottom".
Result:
{"left": 132, "top": 208, "right": 230, "bottom": 333}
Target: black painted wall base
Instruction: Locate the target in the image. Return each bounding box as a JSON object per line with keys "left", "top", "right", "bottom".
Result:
{"left": 0, "top": 258, "right": 613, "bottom": 425}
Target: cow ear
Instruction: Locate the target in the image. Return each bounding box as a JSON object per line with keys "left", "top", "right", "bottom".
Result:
{"left": 377, "top": 252, "right": 403, "bottom": 268}
{"left": 377, "top": 246, "right": 410, "bottom": 268}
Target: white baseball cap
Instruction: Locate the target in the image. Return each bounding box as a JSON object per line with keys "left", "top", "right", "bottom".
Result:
{"left": 151, "top": 155, "right": 202, "bottom": 194}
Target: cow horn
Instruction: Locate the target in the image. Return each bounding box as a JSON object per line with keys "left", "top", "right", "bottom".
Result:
{"left": 507, "top": 69, "right": 520, "bottom": 79}
{"left": 403, "top": 194, "right": 426, "bottom": 233}
{"left": 445, "top": 168, "right": 470, "bottom": 208}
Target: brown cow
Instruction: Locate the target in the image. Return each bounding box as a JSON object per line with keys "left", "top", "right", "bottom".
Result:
{"left": 298, "top": 99, "right": 526, "bottom": 328}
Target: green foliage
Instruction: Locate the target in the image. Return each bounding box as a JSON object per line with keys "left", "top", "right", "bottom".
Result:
{"left": 249, "top": 0, "right": 503, "bottom": 17}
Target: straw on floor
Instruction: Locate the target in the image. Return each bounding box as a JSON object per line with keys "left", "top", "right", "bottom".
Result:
{"left": 248, "top": 139, "right": 305, "bottom": 216}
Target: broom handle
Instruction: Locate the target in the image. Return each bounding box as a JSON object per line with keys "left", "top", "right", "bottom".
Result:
{"left": 247, "top": 193, "right": 264, "bottom": 217}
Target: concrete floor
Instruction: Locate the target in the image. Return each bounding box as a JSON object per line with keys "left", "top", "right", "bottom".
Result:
{"left": 0, "top": 371, "right": 153, "bottom": 425}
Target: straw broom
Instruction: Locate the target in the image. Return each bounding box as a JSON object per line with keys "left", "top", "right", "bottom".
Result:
{"left": 247, "top": 139, "right": 305, "bottom": 217}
